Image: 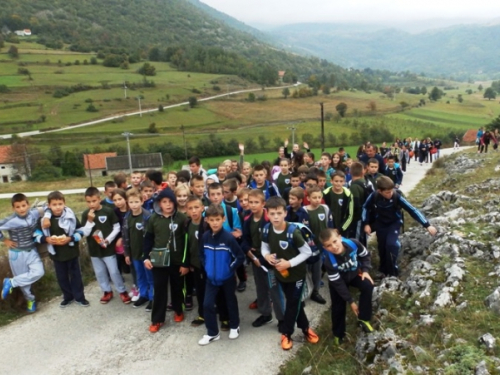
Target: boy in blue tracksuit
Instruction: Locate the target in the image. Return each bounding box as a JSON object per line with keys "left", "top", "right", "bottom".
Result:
{"left": 362, "top": 176, "right": 437, "bottom": 277}
{"left": 384, "top": 155, "right": 403, "bottom": 189}
{"left": 198, "top": 204, "right": 245, "bottom": 346}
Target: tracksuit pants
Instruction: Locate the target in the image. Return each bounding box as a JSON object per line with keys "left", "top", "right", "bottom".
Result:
{"left": 251, "top": 263, "right": 284, "bottom": 320}
{"left": 9, "top": 249, "right": 44, "bottom": 301}
{"left": 132, "top": 259, "right": 154, "bottom": 300}
{"left": 53, "top": 257, "right": 85, "bottom": 302}
{"left": 204, "top": 276, "right": 239, "bottom": 336}
{"left": 91, "top": 255, "right": 126, "bottom": 294}
{"left": 151, "top": 265, "right": 185, "bottom": 323}
{"left": 278, "top": 278, "right": 309, "bottom": 337}
{"left": 376, "top": 224, "right": 401, "bottom": 277}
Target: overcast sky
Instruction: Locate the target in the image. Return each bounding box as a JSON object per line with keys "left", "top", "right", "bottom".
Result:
{"left": 200, "top": 0, "right": 500, "bottom": 25}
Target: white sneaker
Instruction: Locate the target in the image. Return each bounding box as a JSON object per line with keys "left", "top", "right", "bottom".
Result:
{"left": 131, "top": 294, "right": 140, "bottom": 302}
{"left": 229, "top": 327, "right": 240, "bottom": 340}
{"left": 198, "top": 334, "right": 220, "bottom": 346}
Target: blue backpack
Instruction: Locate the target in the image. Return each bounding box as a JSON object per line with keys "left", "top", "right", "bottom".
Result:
{"left": 263, "top": 222, "right": 320, "bottom": 264}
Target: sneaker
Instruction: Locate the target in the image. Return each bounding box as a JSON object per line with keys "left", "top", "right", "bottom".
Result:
{"left": 252, "top": 315, "right": 273, "bottom": 327}
{"left": 131, "top": 294, "right": 140, "bottom": 302}
{"left": 145, "top": 301, "right": 153, "bottom": 312}
{"left": 166, "top": 303, "right": 173, "bottom": 311}
{"left": 120, "top": 292, "right": 132, "bottom": 304}
{"left": 198, "top": 334, "right": 220, "bottom": 346}
{"left": 1, "top": 278, "right": 13, "bottom": 300}
{"left": 248, "top": 300, "right": 258, "bottom": 310}
{"left": 237, "top": 281, "right": 246, "bottom": 292}
{"left": 185, "top": 295, "right": 193, "bottom": 311}
{"left": 333, "top": 336, "right": 343, "bottom": 346}
{"left": 27, "top": 300, "right": 36, "bottom": 313}
{"left": 100, "top": 291, "right": 113, "bottom": 304}
{"left": 303, "top": 328, "right": 319, "bottom": 344}
{"left": 133, "top": 297, "right": 149, "bottom": 308}
{"left": 221, "top": 321, "right": 230, "bottom": 331}
{"left": 76, "top": 299, "right": 90, "bottom": 307}
{"left": 60, "top": 299, "right": 73, "bottom": 308}
{"left": 310, "top": 290, "right": 327, "bottom": 305}
{"left": 174, "top": 312, "right": 184, "bottom": 323}
{"left": 191, "top": 317, "right": 205, "bottom": 327}
{"left": 229, "top": 327, "right": 240, "bottom": 339}
{"left": 281, "top": 334, "right": 293, "bottom": 350}
{"left": 149, "top": 322, "right": 164, "bottom": 333}
{"left": 128, "top": 285, "right": 137, "bottom": 298}
{"left": 358, "top": 319, "right": 374, "bottom": 333}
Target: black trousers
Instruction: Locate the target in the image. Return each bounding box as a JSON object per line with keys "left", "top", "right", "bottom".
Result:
{"left": 193, "top": 266, "right": 207, "bottom": 318}
{"left": 204, "top": 276, "right": 240, "bottom": 336}
{"left": 151, "top": 265, "right": 185, "bottom": 324}
{"left": 279, "top": 279, "right": 309, "bottom": 336}
{"left": 53, "top": 257, "right": 85, "bottom": 302}
{"left": 236, "top": 264, "right": 247, "bottom": 283}
{"left": 376, "top": 223, "right": 401, "bottom": 277}
{"left": 329, "top": 275, "right": 373, "bottom": 339}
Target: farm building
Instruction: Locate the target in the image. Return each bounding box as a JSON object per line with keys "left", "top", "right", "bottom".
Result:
{"left": 83, "top": 152, "right": 117, "bottom": 178}
{"left": 0, "top": 145, "right": 28, "bottom": 183}
{"left": 106, "top": 153, "right": 163, "bottom": 174}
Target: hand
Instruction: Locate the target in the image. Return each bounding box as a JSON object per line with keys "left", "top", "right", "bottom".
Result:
{"left": 275, "top": 259, "right": 291, "bottom": 272}
{"left": 144, "top": 259, "right": 153, "bottom": 270}
{"left": 179, "top": 266, "right": 189, "bottom": 276}
{"left": 364, "top": 225, "right": 371, "bottom": 235}
{"left": 239, "top": 143, "right": 244, "bottom": 154}
{"left": 303, "top": 142, "right": 309, "bottom": 149}
{"left": 45, "top": 237, "right": 56, "bottom": 245}
{"left": 265, "top": 254, "right": 277, "bottom": 265}
{"left": 59, "top": 236, "right": 72, "bottom": 245}
{"left": 361, "top": 272, "right": 374, "bottom": 285}
{"left": 42, "top": 217, "right": 51, "bottom": 229}
{"left": 87, "top": 209, "right": 95, "bottom": 223}
{"left": 231, "top": 229, "right": 242, "bottom": 238}
{"left": 125, "top": 256, "right": 131, "bottom": 266}
{"left": 350, "top": 302, "right": 359, "bottom": 316}
{"left": 116, "top": 238, "right": 123, "bottom": 248}
{"left": 427, "top": 226, "right": 437, "bottom": 236}
{"left": 284, "top": 139, "right": 289, "bottom": 147}
{"left": 3, "top": 239, "right": 18, "bottom": 249}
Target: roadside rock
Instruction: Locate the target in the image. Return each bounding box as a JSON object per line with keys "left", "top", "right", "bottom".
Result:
{"left": 479, "top": 333, "right": 496, "bottom": 352}
{"left": 485, "top": 288, "right": 500, "bottom": 315}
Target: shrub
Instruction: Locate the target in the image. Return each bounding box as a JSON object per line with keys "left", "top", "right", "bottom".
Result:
{"left": 86, "top": 104, "right": 98, "bottom": 112}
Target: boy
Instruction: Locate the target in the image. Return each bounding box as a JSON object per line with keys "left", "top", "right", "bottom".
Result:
{"left": 282, "top": 171, "right": 301, "bottom": 204}
{"left": 323, "top": 171, "right": 353, "bottom": 235}
{"left": 262, "top": 196, "right": 319, "bottom": 350}
{"left": 114, "top": 172, "right": 128, "bottom": 190}
{"left": 1, "top": 194, "right": 44, "bottom": 313}
{"left": 190, "top": 174, "right": 210, "bottom": 207}
{"left": 145, "top": 169, "right": 168, "bottom": 192}
{"left": 365, "top": 159, "right": 382, "bottom": 187}
{"left": 101, "top": 181, "right": 117, "bottom": 209}
{"left": 123, "top": 188, "right": 153, "bottom": 311}
{"left": 34, "top": 191, "right": 90, "bottom": 308}
{"left": 236, "top": 187, "right": 251, "bottom": 220}
{"left": 248, "top": 164, "right": 280, "bottom": 199}
{"left": 303, "top": 186, "right": 332, "bottom": 305}
{"left": 167, "top": 171, "right": 177, "bottom": 187}
{"left": 143, "top": 189, "right": 188, "bottom": 332}
{"left": 319, "top": 228, "right": 374, "bottom": 345}
{"left": 217, "top": 164, "right": 228, "bottom": 184}
{"left": 222, "top": 179, "right": 239, "bottom": 209}
{"left": 189, "top": 156, "right": 208, "bottom": 180}
{"left": 362, "top": 176, "right": 437, "bottom": 277}
{"left": 304, "top": 152, "right": 316, "bottom": 168}
{"left": 242, "top": 189, "right": 284, "bottom": 328}
{"left": 297, "top": 165, "right": 310, "bottom": 186}
{"left": 347, "top": 162, "right": 371, "bottom": 246}
{"left": 274, "top": 159, "right": 292, "bottom": 197}
{"left": 198, "top": 204, "right": 245, "bottom": 345}
{"left": 319, "top": 153, "right": 334, "bottom": 179}
{"left": 384, "top": 155, "right": 403, "bottom": 189}
{"left": 286, "top": 187, "right": 309, "bottom": 225}
{"left": 339, "top": 147, "right": 351, "bottom": 163}
{"left": 130, "top": 171, "right": 143, "bottom": 190}
{"left": 141, "top": 180, "right": 155, "bottom": 213}
{"left": 316, "top": 170, "right": 328, "bottom": 189}
{"left": 81, "top": 187, "right": 131, "bottom": 304}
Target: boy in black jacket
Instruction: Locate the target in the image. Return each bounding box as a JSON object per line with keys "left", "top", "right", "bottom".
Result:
{"left": 319, "top": 228, "right": 374, "bottom": 345}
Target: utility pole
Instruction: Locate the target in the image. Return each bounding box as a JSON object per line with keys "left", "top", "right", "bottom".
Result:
{"left": 137, "top": 96, "right": 142, "bottom": 117}
{"left": 122, "top": 132, "right": 133, "bottom": 174}
{"left": 124, "top": 82, "right": 127, "bottom": 99}
{"left": 23, "top": 144, "right": 31, "bottom": 177}
{"left": 85, "top": 154, "right": 93, "bottom": 187}
{"left": 287, "top": 126, "right": 297, "bottom": 146}
{"left": 320, "top": 102, "right": 325, "bottom": 152}
{"left": 180, "top": 125, "right": 188, "bottom": 161}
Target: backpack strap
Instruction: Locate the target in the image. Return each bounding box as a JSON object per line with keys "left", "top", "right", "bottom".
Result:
{"left": 262, "top": 222, "right": 271, "bottom": 243}
{"left": 342, "top": 238, "right": 357, "bottom": 252}
{"left": 225, "top": 204, "right": 234, "bottom": 231}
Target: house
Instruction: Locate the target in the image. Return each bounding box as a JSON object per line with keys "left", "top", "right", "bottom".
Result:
{"left": 0, "top": 145, "right": 28, "bottom": 183}
{"left": 278, "top": 70, "right": 286, "bottom": 83}
{"left": 14, "top": 29, "right": 32, "bottom": 36}
{"left": 106, "top": 153, "right": 163, "bottom": 174}
{"left": 83, "top": 152, "right": 117, "bottom": 177}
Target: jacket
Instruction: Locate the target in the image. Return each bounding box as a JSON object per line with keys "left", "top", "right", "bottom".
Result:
{"left": 248, "top": 179, "right": 280, "bottom": 200}
{"left": 322, "top": 186, "right": 354, "bottom": 233}
{"left": 122, "top": 208, "right": 152, "bottom": 258}
{"left": 241, "top": 209, "right": 271, "bottom": 264}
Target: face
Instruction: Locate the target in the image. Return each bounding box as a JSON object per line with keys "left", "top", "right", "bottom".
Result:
{"left": 248, "top": 196, "right": 265, "bottom": 214}
{"left": 239, "top": 194, "right": 249, "bottom": 210}
{"left": 292, "top": 143, "right": 300, "bottom": 152}
{"left": 268, "top": 206, "right": 287, "bottom": 228}
{"left": 223, "top": 186, "right": 234, "bottom": 201}
{"left": 299, "top": 171, "right": 308, "bottom": 182}
{"left": 131, "top": 173, "right": 142, "bottom": 187}
{"left": 304, "top": 154, "right": 312, "bottom": 163}
{"left": 305, "top": 179, "right": 317, "bottom": 189}
{"left": 387, "top": 159, "right": 395, "bottom": 168}
{"left": 48, "top": 199, "right": 65, "bottom": 216}
{"left": 191, "top": 180, "right": 205, "bottom": 197}
{"left": 189, "top": 163, "right": 200, "bottom": 174}
{"left": 368, "top": 163, "right": 379, "bottom": 175}
{"left": 240, "top": 175, "right": 247, "bottom": 188}
{"left": 142, "top": 187, "right": 154, "bottom": 199}
{"left": 332, "top": 154, "right": 340, "bottom": 164}
{"left": 279, "top": 161, "right": 289, "bottom": 174}
{"left": 322, "top": 233, "right": 344, "bottom": 255}
{"left": 127, "top": 196, "right": 143, "bottom": 212}
{"left": 288, "top": 195, "right": 301, "bottom": 209}
{"left": 224, "top": 163, "right": 231, "bottom": 173}
{"left": 85, "top": 195, "right": 101, "bottom": 210}
{"left": 379, "top": 189, "right": 394, "bottom": 199}
{"left": 217, "top": 166, "right": 227, "bottom": 180}
{"left": 366, "top": 146, "right": 375, "bottom": 157}
{"left": 332, "top": 176, "right": 345, "bottom": 191}
{"left": 345, "top": 159, "right": 352, "bottom": 168}
{"left": 207, "top": 215, "right": 225, "bottom": 233}
{"left": 231, "top": 162, "right": 238, "bottom": 172}
{"left": 278, "top": 147, "right": 285, "bottom": 157}
{"left": 176, "top": 190, "right": 189, "bottom": 207}
{"left": 13, "top": 200, "right": 30, "bottom": 216}
{"left": 208, "top": 188, "right": 223, "bottom": 205}
{"left": 242, "top": 165, "right": 251, "bottom": 176}
{"left": 308, "top": 192, "right": 322, "bottom": 206}
{"left": 168, "top": 174, "right": 177, "bottom": 186}
{"left": 318, "top": 177, "right": 326, "bottom": 189}
{"left": 291, "top": 177, "right": 301, "bottom": 187}
{"left": 105, "top": 187, "right": 115, "bottom": 199}
{"left": 113, "top": 194, "right": 127, "bottom": 209}
{"left": 339, "top": 150, "right": 345, "bottom": 157}
{"left": 159, "top": 197, "right": 175, "bottom": 215}
{"left": 253, "top": 170, "right": 266, "bottom": 185}
{"left": 320, "top": 156, "right": 330, "bottom": 167}
{"left": 186, "top": 200, "right": 204, "bottom": 221}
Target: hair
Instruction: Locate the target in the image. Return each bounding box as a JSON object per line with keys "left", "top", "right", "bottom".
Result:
{"left": 175, "top": 170, "right": 188, "bottom": 183}
{"left": 331, "top": 152, "right": 344, "bottom": 170}
{"left": 226, "top": 172, "right": 242, "bottom": 184}
{"left": 186, "top": 195, "right": 203, "bottom": 206}
{"left": 279, "top": 158, "right": 290, "bottom": 166}
{"left": 113, "top": 172, "right": 127, "bottom": 187}
{"left": 131, "top": 170, "right": 142, "bottom": 175}
{"left": 168, "top": 171, "right": 177, "bottom": 177}
{"left": 190, "top": 174, "right": 205, "bottom": 186}
{"left": 308, "top": 166, "right": 319, "bottom": 175}
{"left": 338, "top": 147, "right": 345, "bottom": 152}
{"left": 350, "top": 162, "right": 364, "bottom": 177}
{"left": 140, "top": 180, "right": 154, "bottom": 190}
{"left": 318, "top": 228, "right": 340, "bottom": 244}
{"left": 304, "top": 174, "right": 318, "bottom": 183}
{"left": 236, "top": 187, "right": 252, "bottom": 199}
{"left": 316, "top": 170, "right": 327, "bottom": 179}
{"left": 305, "top": 152, "right": 315, "bottom": 161}
{"left": 253, "top": 164, "right": 266, "bottom": 174}
{"left": 85, "top": 187, "right": 101, "bottom": 197}
{"left": 290, "top": 171, "right": 300, "bottom": 179}
{"left": 293, "top": 150, "right": 305, "bottom": 168}
{"left": 126, "top": 188, "right": 142, "bottom": 201}
{"left": 188, "top": 156, "right": 201, "bottom": 166}
{"left": 145, "top": 170, "right": 163, "bottom": 185}
{"left": 11, "top": 193, "right": 28, "bottom": 206}
{"left": 111, "top": 188, "right": 127, "bottom": 201}
{"left": 265, "top": 196, "right": 287, "bottom": 210}
{"left": 104, "top": 181, "right": 117, "bottom": 190}
{"left": 297, "top": 165, "right": 309, "bottom": 174}
{"left": 331, "top": 171, "right": 346, "bottom": 180}
{"left": 306, "top": 186, "right": 322, "bottom": 197}
{"left": 207, "top": 182, "right": 223, "bottom": 194}
{"left": 387, "top": 155, "right": 395, "bottom": 161}
{"left": 289, "top": 187, "right": 305, "bottom": 200}
{"left": 321, "top": 152, "right": 332, "bottom": 160}
{"left": 367, "top": 158, "right": 379, "bottom": 166}
{"left": 47, "top": 191, "right": 65, "bottom": 203}
{"left": 217, "top": 163, "right": 227, "bottom": 171}
{"left": 248, "top": 189, "right": 265, "bottom": 202}
{"left": 242, "top": 161, "right": 251, "bottom": 170}
{"left": 205, "top": 203, "right": 225, "bottom": 218}
{"left": 222, "top": 178, "right": 238, "bottom": 192}
{"left": 376, "top": 176, "right": 395, "bottom": 191}
{"left": 174, "top": 183, "right": 191, "bottom": 197}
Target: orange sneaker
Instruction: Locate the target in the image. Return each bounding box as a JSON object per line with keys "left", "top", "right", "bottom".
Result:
{"left": 281, "top": 334, "right": 293, "bottom": 350}
{"left": 303, "top": 328, "right": 319, "bottom": 344}
{"left": 120, "top": 292, "right": 132, "bottom": 304}
{"left": 248, "top": 300, "right": 258, "bottom": 310}
{"left": 174, "top": 313, "right": 184, "bottom": 323}
{"left": 149, "top": 322, "right": 164, "bottom": 333}
{"left": 100, "top": 291, "right": 113, "bottom": 304}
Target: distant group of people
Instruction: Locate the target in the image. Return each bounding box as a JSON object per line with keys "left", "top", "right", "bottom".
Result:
{"left": 476, "top": 127, "right": 499, "bottom": 153}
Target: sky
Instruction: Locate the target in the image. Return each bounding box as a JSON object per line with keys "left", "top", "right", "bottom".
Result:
{"left": 200, "top": 0, "right": 500, "bottom": 26}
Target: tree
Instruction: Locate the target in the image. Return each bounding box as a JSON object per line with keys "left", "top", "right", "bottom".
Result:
{"left": 336, "top": 102, "right": 347, "bottom": 117}
{"left": 137, "top": 62, "right": 156, "bottom": 76}
{"left": 420, "top": 86, "right": 427, "bottom": 95}
{"left": 247, "top": 93, "right": 255, "bottom": 102}
{"left": 282, "top": 87, "right": 290, "bottom": 99}
{"left": 61, "top": 152, "right": 85, "bottom": 177}
{"left": 457, "top": 94, "right": 463, "bottom": 103}
{"left": 258, "top": 135, "right": 270, "bottom": 150}
{"left": 148, "top": 122, "right": 158, "bottom": 133}
{"left": 158, "top": 104, "right": 164, "bottom": 112}
{"left": 188, "top": 96, "right": 197, "bottom": 108}
{"left": 478, "top": 84, "right": 483, "bottom": 91}
{"left": 8, "top": 45, "right": 18, "bottom": 59}
{"left": 484, "top": 87, "right": 496, "bottom": 101}
{"left": 0, "top": 35, "right": 4, "bottom": 50}
{"left": 429, "top": 86, "right": 443, "bottom": 101}
{"left": 399, "top": 101, "right": 410, "bottom": 110}
{"left": 322, "top": 85, "right": 331, "bottom": 95}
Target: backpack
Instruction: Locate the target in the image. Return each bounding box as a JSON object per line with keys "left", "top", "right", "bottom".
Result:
{"left": 324, "top": 238, "right": 358, "bottom": 271}
{"left": 372, "top": 189, "right": 405, "bottom": 233}
{"left": 351, "top": 179, "right": 373, "bottom": 205}
{"left": 262, "top": 222, "right": 320, "bottom": 265}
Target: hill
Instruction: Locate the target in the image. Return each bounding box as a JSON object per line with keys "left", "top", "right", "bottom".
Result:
{"left": 269, "top": 22, "right": 500, "bottom": 80}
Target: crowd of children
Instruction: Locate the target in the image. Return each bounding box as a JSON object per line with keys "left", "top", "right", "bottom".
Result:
{"left": 0, "top": 140, "right": 437, "bottom": 350}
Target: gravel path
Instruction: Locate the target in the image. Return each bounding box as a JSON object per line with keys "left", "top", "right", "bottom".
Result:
{"left": 0, "top": 147, "right": 463, "bottom": 375}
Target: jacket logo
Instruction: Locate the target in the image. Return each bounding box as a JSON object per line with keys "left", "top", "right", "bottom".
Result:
{"left": 135, "top": 223, "right": 144, "bottom": 230}
{"left": 338, "top": 199, "right": 343, "bottom": 206}
{"left": 195, "top": 230, "right": 199, "bottom": 240}
{"left": 285, "top": 178, "right": 290, "bottom": 184}
{"left": 279, "top": 240, "right": 289, "bottom": 250}
{"left": 318, "top": 213, "right": 325, "bottom": 221}
{"left": 98, "top": 216, "right": 107, "bottom": 223}
{"left": 169, "top": 223, "right": 178, "bottom": 231}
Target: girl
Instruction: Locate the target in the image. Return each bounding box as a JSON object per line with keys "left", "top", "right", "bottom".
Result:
{"left": 174, "top": 184, "right": 191, "bottom": 214}
{"left": 331, "top": 153, "right": 345, "bottom": 172}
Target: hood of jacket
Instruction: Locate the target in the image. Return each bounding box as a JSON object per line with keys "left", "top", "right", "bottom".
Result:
{"left": 153, "top": 188, "right": 177, "bottom": 216}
